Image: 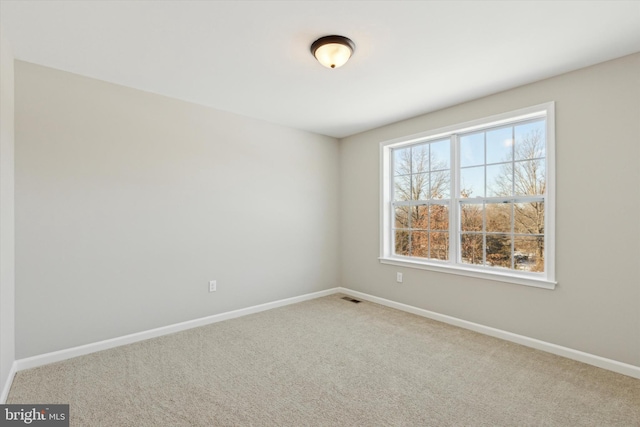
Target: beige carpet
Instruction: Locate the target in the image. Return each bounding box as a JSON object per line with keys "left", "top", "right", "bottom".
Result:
{"left": 7, "top": 294, "right": 640, "bottom": 426}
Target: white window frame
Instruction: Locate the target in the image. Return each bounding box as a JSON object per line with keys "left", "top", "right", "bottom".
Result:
{"left": 380, "top": 102, "right": 556, "bottom": 289}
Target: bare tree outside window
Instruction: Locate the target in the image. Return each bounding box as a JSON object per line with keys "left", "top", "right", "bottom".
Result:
{"left": 393, "top": 140, "right": 450, "bottom": 260}
{"left": 459, "top": 123, "right": 545, "bottom": 272}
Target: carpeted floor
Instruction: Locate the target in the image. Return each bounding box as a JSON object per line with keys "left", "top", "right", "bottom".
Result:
{"left": 7, "top": 294, "right": 640, "bottom": 426}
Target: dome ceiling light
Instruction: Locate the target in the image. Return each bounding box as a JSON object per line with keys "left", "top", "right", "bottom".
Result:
{"left": 310, "top": 35, "right": 355, "bottom": 69}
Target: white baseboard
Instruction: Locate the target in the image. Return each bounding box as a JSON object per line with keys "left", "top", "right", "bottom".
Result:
{"left": 337, "top": 287, "right": 640, "bottom": 380}
{"left": 15, "top": 288, "right": 339, "bottom": 372}
{"left": 11, "top": 286, "right": 639, "bottom": 383}
{"left": 0, "top": 361, "right": 17, "bottom": 403}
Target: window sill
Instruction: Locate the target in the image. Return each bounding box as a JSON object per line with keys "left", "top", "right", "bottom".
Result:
{"left": 379, "top": 256, "right": 556, "bottom": 290}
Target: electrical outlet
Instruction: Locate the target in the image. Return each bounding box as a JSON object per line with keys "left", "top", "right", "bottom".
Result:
{"left": 209, "top": 280, "right": 217, "bottom": 292}
{"left": 396, "top": 272, "right": 403, "bottom": 283}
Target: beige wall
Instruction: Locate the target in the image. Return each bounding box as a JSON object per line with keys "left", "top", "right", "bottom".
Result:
{"left": 15, "top": 61, "right": 340, "bottom": 358}
{"left": 0, "top": 30, "right": 16, "bottom": 397}
{"left": 340, "top": 53, "right": 640, "bottom": 366}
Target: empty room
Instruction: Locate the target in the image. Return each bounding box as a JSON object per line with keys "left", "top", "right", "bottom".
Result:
{"left": 1, "top": 1, "right": 639, "bottom": 425}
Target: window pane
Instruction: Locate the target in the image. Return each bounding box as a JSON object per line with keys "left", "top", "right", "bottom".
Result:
{"left": 411, "top": 205, "right": 429, "bottom": 230}
{"left": 393, "top": 175, "right": 411, "bottom": 201}
{"left": 411, "top": 144, "right": 429, "bottom": 174}
{"left": 393, "top": 148, "right": 411, "bottom": 176}
{"left": 486, "top": 163, "right": 511, "bottom": 197}
{"left": 430, "top": 205, "right": 449, "bottom": 231}
{"left": 411, "top": 231, "right": 429, "bottom": 258}
{"left": 515, "top": 120, "right": 545, "bottom": 161}
{"left": 394, "top": 206, "right": 410, "bottom": 229}
{"left": 486, "top": 234, "right": 511, "bottom": 269}
{"left": 461, "top": 234, "right": 483, "bottom": 265}
{"left": 460, "top": 132, "right": 484, "bottom": 167}
{"left": 430, "top": 232, "right": 449, "bottom": 260}
{"left": 412, "top": 173, "right": 429, "bottom": 200}
{"left": 486, "top": 203, "right": 512, "bottom": 233}
{"left": 395, "top": 231, "right": 410, "bottom": 256}
{"left": 460, "top": 203, "right": 483, "bottom": 232}
{"left": 431, "top": 170, "right": 450, "bottom": 199}
{"left": 514, "top": 235, "right": 544, "bottom": 272}
{"left": 460, "top": 166, "right": 484, "bottom": 198}
{"left": 514, "top": 202, "right": 544, "bottom": 235}
{"left": 430, "top": 139, "right": 450, "bottom": 170}
{"left": 513, "top": 159, "right": 545, "bottom": 196}
{"left": 486, "top": 126, "right": 513, "bottom": 164}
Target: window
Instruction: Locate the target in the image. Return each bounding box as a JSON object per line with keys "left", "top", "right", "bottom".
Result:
{"left": 380, "top": 103, "right": 555, "bottom": 289}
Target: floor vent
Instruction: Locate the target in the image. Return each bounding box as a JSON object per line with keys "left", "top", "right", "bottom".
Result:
{"left": 341, "top": 296, "right": 361, "bottom": 304}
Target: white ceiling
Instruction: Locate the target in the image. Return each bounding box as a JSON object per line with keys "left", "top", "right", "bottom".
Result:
{"left": 1, "top": 1, "right": 639, "bottom": 138}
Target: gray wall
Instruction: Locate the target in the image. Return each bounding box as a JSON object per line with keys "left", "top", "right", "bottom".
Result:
{"left": 15, "top": 61, "right": 340, "bottom": 358}
{"left": 0, "top": 31, "right": 16, "bottom": 396}
{"left": 340, "top": 53, "right": 640, "bottom": 367}
{"left": 12, "top": 53, "right": 640, "bottom": 369}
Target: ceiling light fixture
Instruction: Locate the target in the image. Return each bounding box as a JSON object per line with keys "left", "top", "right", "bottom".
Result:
{"left": 310, "top": 35, "right": 355, "bottom": 69}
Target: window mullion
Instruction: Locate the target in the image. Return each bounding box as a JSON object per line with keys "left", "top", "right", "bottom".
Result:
{"left": 482, "top": 202, "right": 487, "bottom": 266}
{"left": 482, "top": 132, "right": 487, "bottom": 267}
{"left": 450, "top": 134, "right": 459, "bottom": 264}
{"left": 510, "top": 126, "right": 515, "bottom": 270}
{"left": 389, "top": 152, "right": 395, "bottom": 258}
{"left": 511, "top": 202, "right": 515, "bottom": 269}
